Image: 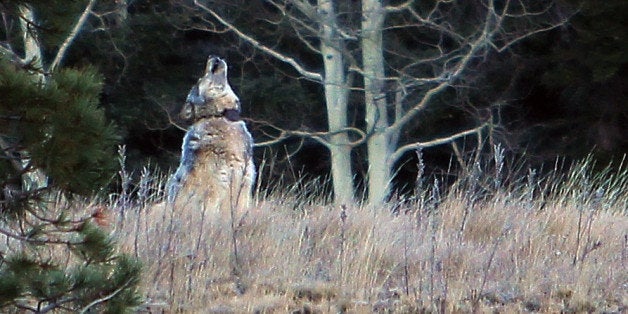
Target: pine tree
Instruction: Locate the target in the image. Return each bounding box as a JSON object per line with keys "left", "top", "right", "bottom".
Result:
{"left": 1, "top": 2, "right": 142, "bottom": 312}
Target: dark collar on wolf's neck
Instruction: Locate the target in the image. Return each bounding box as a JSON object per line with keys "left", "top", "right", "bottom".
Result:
{"left": 222, "top": 109, "right": 240, "bottom": 122}
{"left": 192, "top": 108, "right": 241, "bottom": 121}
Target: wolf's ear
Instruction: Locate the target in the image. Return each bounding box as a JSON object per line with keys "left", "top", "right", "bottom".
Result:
{"left": 186, "top": 84, "right": 204, "bottom": 105}
{"left": 181, "top": 85, "right": 202, "bottom": 122}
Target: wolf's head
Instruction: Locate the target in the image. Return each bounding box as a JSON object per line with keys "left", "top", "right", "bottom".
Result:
{"left": 180, "top": 56, "right": 241, "bottom": 122}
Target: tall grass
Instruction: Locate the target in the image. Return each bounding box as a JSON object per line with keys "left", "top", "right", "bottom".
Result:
{"left": 112, "top": 155, "right": 627, "bottom": 313}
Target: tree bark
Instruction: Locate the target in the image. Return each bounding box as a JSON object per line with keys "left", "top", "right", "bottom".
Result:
{"left": 18, "top": 5, "right": 45, "bottom": 83}
{"left": 319, "top": 0, "right": 353, "bottom": 204}
{"left": 362, "top": 0, "right": 393, "bottom": 205}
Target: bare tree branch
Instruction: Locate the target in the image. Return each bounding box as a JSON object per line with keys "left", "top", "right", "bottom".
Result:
{"left": 286, "top": 0, "right": 318, "bottom": 21}
{"left": 78, "top": 279, "right": 134, "bottom": 314}
{"left": 49, "top": 0, "right": 97, "bottom": 72}
{"left": 390, "top": 123, "right": 488, "bottom": 164}
{"left": 388, "top": 0, "right": 501, "bottom": 134}
{"left": 384, "top": 0, "right": 413, "bottom": 13}
{"left": 193, "top": 0, "right": 323, "bottom": 82}
{"left": 493, "top": 21, "right": 569, "bottom": 52}
{"left": 247, "top": 118, "right": 367, "bottom": 148}
{"left": 37, "top": 296, "right": 78, "bottom": 313}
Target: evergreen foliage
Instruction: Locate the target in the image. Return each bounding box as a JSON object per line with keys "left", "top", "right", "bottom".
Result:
{"left": 1, "top": 2, "right": 141, "bottom": 311}
{"left": 0, "top": 220, "right": 142, "bottom": 312}
{"left": 0, "top": 57, "right": 141, "bottom": 311}
{"left": 0, "top": 59, "right": 119, "bottom": 195}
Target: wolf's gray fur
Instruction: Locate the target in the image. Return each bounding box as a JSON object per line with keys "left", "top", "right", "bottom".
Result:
{"left": 166, "top": 125, "right": 201, "bottom": 203}
{"left": 167, "top": 56, "right": 255, "bottom": 210}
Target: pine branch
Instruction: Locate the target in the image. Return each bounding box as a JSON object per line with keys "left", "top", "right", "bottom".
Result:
{"left": 0, "top": 226, "right": 84, "bottom": 245}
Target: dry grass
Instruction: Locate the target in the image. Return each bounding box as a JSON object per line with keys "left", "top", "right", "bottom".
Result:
{"left": 110, "top": 158, "right": 627, "bottom": 313}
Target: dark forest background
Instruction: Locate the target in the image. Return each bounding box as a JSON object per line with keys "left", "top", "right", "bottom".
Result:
{"left": 2, "top": 0, "right": 627, "bottom": 196}
{"left": 1, "top": 1, "right": 625, "bottom": 311}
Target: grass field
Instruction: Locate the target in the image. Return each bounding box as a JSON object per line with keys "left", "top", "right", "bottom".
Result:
{"left": 110, "top": 157, "right": 627, "bottom": 313}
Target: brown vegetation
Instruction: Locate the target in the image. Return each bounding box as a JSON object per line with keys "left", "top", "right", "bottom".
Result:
{"left": 114, "top": 159, "right": 627, "bottom": 313}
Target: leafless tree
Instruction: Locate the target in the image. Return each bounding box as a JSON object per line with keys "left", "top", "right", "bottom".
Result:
{"left": 176, "top": 0, "right": 571, "bottom": 205}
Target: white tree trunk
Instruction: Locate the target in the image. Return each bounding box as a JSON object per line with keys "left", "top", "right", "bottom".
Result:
{"left": 362, "top": 0, "right": 393, "bottom": 205}
{"left": 19, "top": 5, "right": 45, "bottom": 83}
{"left": 191, "top": 0, "right": 566, "bottom": 206}
{"left": 17, "top": 5, "right": 48, "bottom": 189}
{"left": 319, "top": 0, "right": 354, "bottom": 204}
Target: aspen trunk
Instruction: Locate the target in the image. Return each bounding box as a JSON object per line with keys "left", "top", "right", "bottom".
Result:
{"left": 319, "top": 0, "right": 354, "bottom": 204}
{"left": 362, "top": 0, "right": 393, "bottom": 205}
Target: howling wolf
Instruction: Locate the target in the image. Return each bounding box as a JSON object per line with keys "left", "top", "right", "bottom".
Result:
{"left": 168, "top": 56, "right": 255, "bottom": 215}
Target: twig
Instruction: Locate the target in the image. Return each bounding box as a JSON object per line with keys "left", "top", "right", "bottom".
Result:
{"left": 402, "top": 218, "right": 410, "bottom": 296}
{"left": 428, "top": 178, "right": 441, "bottom": 308}
{"left": 473, "top": 235, "right": 502, "bottom": 311}
{"left": 573, "top": 203, "right": 584, "bottom": 266}
{"left": 339, "top": 204, "right": 347, "bottom": 285}
{"left": 78, "top": 279, "right": 133, "bottom": 314}
{"left": 37, "top": 296, "right": 77, "bottom": 313}
{"left": 228, "top": 168, "right": 246, "bottom": 294}
{"left": 247, "top": 117, "right": 367, "bottom": 148}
